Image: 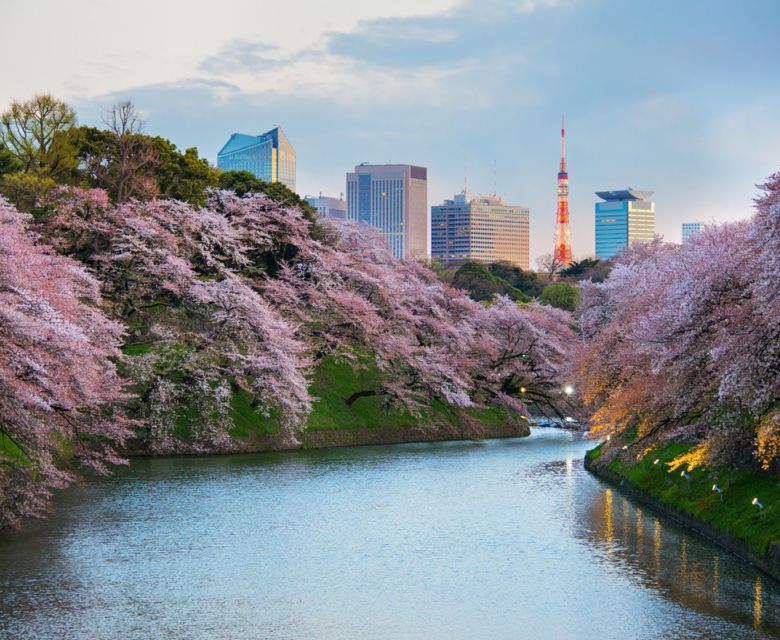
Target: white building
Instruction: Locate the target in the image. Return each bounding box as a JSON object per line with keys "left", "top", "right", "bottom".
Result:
{"left": 431, "top": 192, "right": 530, "bottom": 269}
{"left": 306, "top": 194, "right": 347, "bottom": 220}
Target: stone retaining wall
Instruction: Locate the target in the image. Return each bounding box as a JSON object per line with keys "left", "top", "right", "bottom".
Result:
{"left": 585, "top": 455, "right": 780, "bottom": 583}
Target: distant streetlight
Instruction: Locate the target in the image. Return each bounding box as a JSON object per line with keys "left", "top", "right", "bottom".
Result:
{"left": 520, "top": 387, "right": 527, "bottom": 394}
{"left": 653, "top": 459, "right": 660, "bottom": 465}
{"left": 712, "top": 484, "right": 723, "bottom": 501}
{"left": 605, "top": 434, "right": 611, "bottom": 442}
{"left": 752, "top": 497, "right": 764, "bottom": 510}
{"left": 564, "top": 385, "right": 574, "bottom": 396}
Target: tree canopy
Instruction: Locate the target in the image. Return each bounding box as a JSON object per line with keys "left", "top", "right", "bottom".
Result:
{"left": 573, "top": 171, "right": 780, "bottom": 473}
{"left": 0, "top": 94, "right": 77, "bottom": 178}
{"left": 218, "top": 170, "right": 317, "bottom": 219}
{"left": 540, "top": 282, "right": 580, "bottom": 311}
{"left": 451, "top": 262, "right": 530, "bottom": 302}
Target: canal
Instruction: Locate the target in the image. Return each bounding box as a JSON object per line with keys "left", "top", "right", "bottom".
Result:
{"left": 1, "top": 429, "right": 778, "bottom": 639}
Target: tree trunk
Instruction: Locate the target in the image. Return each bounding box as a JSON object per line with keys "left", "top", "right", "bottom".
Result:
{"left": 345, "top": 389, "right": 379, "bottom": 407}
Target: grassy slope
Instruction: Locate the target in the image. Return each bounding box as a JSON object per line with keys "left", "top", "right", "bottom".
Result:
{"left": 305, "top": 355, "right": 508, "bottom": 431}
{"left": 587, "top": 441, "right": 780, "bottom": 557}
{"left": 0, "top": 432, "right": 29, "bottom": 466}
{"left": 122, "top": 344, "right": 511, "bottom": 440}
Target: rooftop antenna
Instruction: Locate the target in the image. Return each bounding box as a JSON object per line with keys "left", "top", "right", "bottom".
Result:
{"left": 463, "top": 158, "right": 468, "bottom": 196}
{"left": 493, "top": 159, "right": 497, "bottom": 197}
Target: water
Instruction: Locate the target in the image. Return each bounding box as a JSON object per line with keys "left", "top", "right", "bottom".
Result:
{"left": 1, "top": 428, "right": 778, "bottom": 639}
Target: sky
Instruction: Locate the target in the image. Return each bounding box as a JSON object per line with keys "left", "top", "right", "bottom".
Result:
{"left": 2, "top": 0, "right": 779, "bottom": 264}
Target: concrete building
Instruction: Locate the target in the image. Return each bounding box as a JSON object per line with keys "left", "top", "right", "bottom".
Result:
{"left": 305, "top": 194, "right": 347, "bottom": 220}
{"left": 431, "top": 192, "right": 530, "bottom": 269}
{"left": 346, "top": 163, "right": 428, "bottom": 259}
{"left": 595, "top": 188, "right": 655, "bottom": 260}
{"left": 682, "top": 222, "right": 705, "bottom": 243}
{"left": 217, "top": 126, "right": 296, "bottom": 191}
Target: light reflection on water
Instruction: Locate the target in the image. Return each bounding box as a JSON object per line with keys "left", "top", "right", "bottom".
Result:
{"left": 582, "top": 473, "right": 780, "bottom": 636}
{"left": 0, "top": 428, "right": 778, "bottom": 640}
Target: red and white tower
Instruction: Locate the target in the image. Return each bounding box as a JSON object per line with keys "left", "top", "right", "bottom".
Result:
{"left": 553, "top": 116, "right": 573, "bottom": 267}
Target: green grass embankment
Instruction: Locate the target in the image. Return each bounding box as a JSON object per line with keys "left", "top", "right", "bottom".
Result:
{"left": 305, "top": 355, "right": 508, "bottom": 432}
{"left": 121, "top": 344, "right": 520, "bottom": 450}
{"left": 587, "top": 440, "right": 780, "bottom": 562}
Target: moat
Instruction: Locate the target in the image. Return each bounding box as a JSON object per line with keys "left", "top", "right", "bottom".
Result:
{"left": 1, "top": 429, "right": 778, "bottom": 639}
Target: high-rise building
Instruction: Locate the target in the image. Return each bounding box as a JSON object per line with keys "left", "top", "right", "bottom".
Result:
{"left": 431, "top": 192, "right": 530, "bottom": 269}
{"left": 217, "top": 126, "right": 296, "bottom": 191}
{"left": 346, "top": 163, "right": 428, "bottom": 259}
{"left": 595, "top": 189, "right": 655, "bottom": 260}
{"left": 682, "top": 222, "right": 705, "bottom": 243}
{"left": 305, "top": 194, "right": 347, "bottom": 220}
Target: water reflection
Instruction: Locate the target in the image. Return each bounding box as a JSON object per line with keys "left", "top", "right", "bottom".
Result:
{"left": 1, "top": 430, "right": 778, "bottom": 640}
{"left": 581, "top": 485, "right": 780, "bottom": 634}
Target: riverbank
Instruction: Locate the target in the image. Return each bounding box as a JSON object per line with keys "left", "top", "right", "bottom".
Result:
{"left": 122, "top": 355, "right": 529, "bottom": 456}
{"left": 585, "top": 441, "right": 780, "bottom": 582}
{"left": 124, "top": 419, "right": 530, "bottom": 456}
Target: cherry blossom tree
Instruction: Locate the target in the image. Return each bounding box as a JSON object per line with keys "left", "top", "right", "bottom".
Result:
{"left": 0, "top": 197, "right": 130, "bottom": 527}
{"left": 35, "top": 186, "right": 578, "bottom": 456}
{"left": 573, "top": 171, "right": 780, "bottom": 472}
{"left": 38, "top": 189, "right": 315, "bottom": 451}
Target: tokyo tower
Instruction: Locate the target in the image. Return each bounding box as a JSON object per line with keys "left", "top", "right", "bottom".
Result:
{"left": 553, "top": 116, "right": 573, "bottom": 267}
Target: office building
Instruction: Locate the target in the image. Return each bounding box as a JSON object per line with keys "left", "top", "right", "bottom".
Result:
{"left": 305, "top": 194, "right": 347, "bottom": 220}
{"left": 217, "top": 126, "right": 296, "bottom": 191}
{"left": 346, "top": 163, "right": 428, "bottom": 259}
{"left": 595, "top": 188, "right": 655, "bottom": 260}
{"left": 682, "top": 222, "right": 705, "bottom": 243}
{"left": 431, "top": 192, "right": 530, "bottom": 269}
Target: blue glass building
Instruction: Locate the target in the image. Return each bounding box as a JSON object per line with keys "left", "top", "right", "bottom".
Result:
{"left": 595, "top": 189, "right": 655, "bottom": 260}
{"left": 216, "top": 126, "right": 296, "bottom": 191}
{"left": 682, "top": 222, "right": 705, "bottom": 243}
{"left": 346, "top": 164, "right": 428, "bottom": 259}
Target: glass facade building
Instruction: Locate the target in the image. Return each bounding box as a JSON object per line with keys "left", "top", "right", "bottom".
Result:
{"left": 346, "top": 164, "right": 428, "bottom": 259}
{"left": 431, "top": 193, "right": 530, "bottom": 269}
{"left": 682, "top": 222, "right": 705, "bottom": 243}
{"left": 305, "top": 194, "right": 347, "bottom": 220}
{"left": 595, "top": 189, "right": 655, "bottom": 260}
{"left": 216, "top": 127, "right": 296, "bottom": 191}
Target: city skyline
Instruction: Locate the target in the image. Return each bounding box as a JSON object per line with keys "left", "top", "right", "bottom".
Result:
{"left": 3, "top": 0, "right": 778, "bottom": 262}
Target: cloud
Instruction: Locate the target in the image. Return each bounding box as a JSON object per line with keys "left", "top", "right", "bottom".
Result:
{"left": 199, "top": 43, "right": 286, "bottom": 75}
{"left": 0, "top": 0, "right": 463, "bottom": 107}
{"left": 188, "top": 0, "right": 564, "bottom": 108}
